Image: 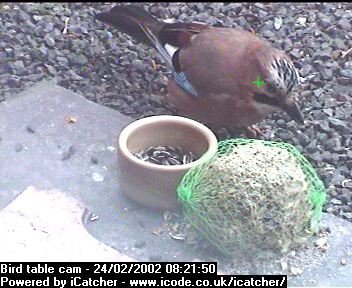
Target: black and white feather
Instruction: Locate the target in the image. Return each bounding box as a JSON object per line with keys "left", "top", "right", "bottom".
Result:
{"left": 268, "top": 57, "right": 300, "bottom": 95}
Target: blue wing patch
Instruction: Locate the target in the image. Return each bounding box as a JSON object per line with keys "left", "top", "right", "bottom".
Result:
{"left": 172, "top": 71, "right": 198, "bottom": 98}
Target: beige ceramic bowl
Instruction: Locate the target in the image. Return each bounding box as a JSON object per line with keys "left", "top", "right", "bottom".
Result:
{"left": 117, "top": 115, "right": 218, "bottom": 210}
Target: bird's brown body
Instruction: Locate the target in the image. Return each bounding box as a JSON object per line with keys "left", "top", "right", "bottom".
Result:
{"left": 168, "top": 78, "right": 275, "bottom": 128}
{"left": 96, "top": 5, "right": 303, "bottom": 131}
{"left": 167, "top": 28, "right": 286, "bottom": 127}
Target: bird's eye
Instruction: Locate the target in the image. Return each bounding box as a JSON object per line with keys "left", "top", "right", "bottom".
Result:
{"left": 266, "top": 82, "right": 277, "bottom": 94}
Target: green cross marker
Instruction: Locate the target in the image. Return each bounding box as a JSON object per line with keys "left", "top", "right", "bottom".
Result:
{"left": 252, "top": 75, "right": 265, "bottom": 88}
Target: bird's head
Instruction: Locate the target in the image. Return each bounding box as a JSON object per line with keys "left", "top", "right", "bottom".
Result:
{"left": 253, "top": 55, "right": 304, "bottom": 125}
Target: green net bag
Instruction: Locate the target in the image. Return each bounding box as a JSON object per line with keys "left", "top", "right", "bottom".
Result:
{"left": 177, "top": 139, "right": 326, "bottom": 258}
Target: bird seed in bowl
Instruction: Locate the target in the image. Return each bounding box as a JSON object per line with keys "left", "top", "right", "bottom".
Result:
{"left": 133, "top": 146, "right": 197, "bottom": 165}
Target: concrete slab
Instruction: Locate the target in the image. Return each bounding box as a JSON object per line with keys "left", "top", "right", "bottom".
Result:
{"left": 289, "top": 214, "right": 352, "bottom": 287}
{"left": 0, "top": 80, "right": 132, "bottom": 209}
{"left": 0, "top": 186, "right": 135, "bottom": 261}
{"left": 0, "top": 81, "right": 351, "bottom": 286}
{"left": 0, "top": 80, "right": 198, "bottom": 262}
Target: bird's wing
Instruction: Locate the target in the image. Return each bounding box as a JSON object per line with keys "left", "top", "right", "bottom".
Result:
{"left": 157, "top": 22, "right": 208, "bottom": 97}
{"left": 96, "top": 5, "right": 209, "bottom": 97}
{"left": 137, "top": 23, "right": 174, "bottom": 69}
{"left": 176, "top": 28, "right": 267, "bottom": 98}
{"left": 159, "top": 22, "right": 208, "bottom": 48}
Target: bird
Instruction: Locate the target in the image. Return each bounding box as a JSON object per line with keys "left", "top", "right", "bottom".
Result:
{"left": 95, "top": 5, "right": 304, "bottom": 137}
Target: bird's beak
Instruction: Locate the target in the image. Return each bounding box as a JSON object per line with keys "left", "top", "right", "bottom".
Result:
{"left": 280, "top": 98, "right": 304, "bottom": 125}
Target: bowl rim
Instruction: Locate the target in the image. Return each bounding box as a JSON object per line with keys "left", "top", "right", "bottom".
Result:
{"left": 118, "top": 115, "right": 218, "bottom": 171}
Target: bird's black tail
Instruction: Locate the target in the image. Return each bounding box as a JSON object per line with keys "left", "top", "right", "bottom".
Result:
{"left": 95, "top": 5, "right": 164, "bottom": 46}
{"left": 96, "top": 5, "right": 174, "bottom": 68}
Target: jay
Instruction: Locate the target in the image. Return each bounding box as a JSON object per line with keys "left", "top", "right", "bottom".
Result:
{"left": 96, "top": 5, "right": 304, "bottom": 135}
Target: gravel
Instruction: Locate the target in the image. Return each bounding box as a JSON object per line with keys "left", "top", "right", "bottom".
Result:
{"left": 1, "top": 2, "right": 352, "bottom": 222}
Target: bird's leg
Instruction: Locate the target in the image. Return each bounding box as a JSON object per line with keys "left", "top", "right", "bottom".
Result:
{"left": 245, "top": 125, "right": 266, "bottom": 139}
